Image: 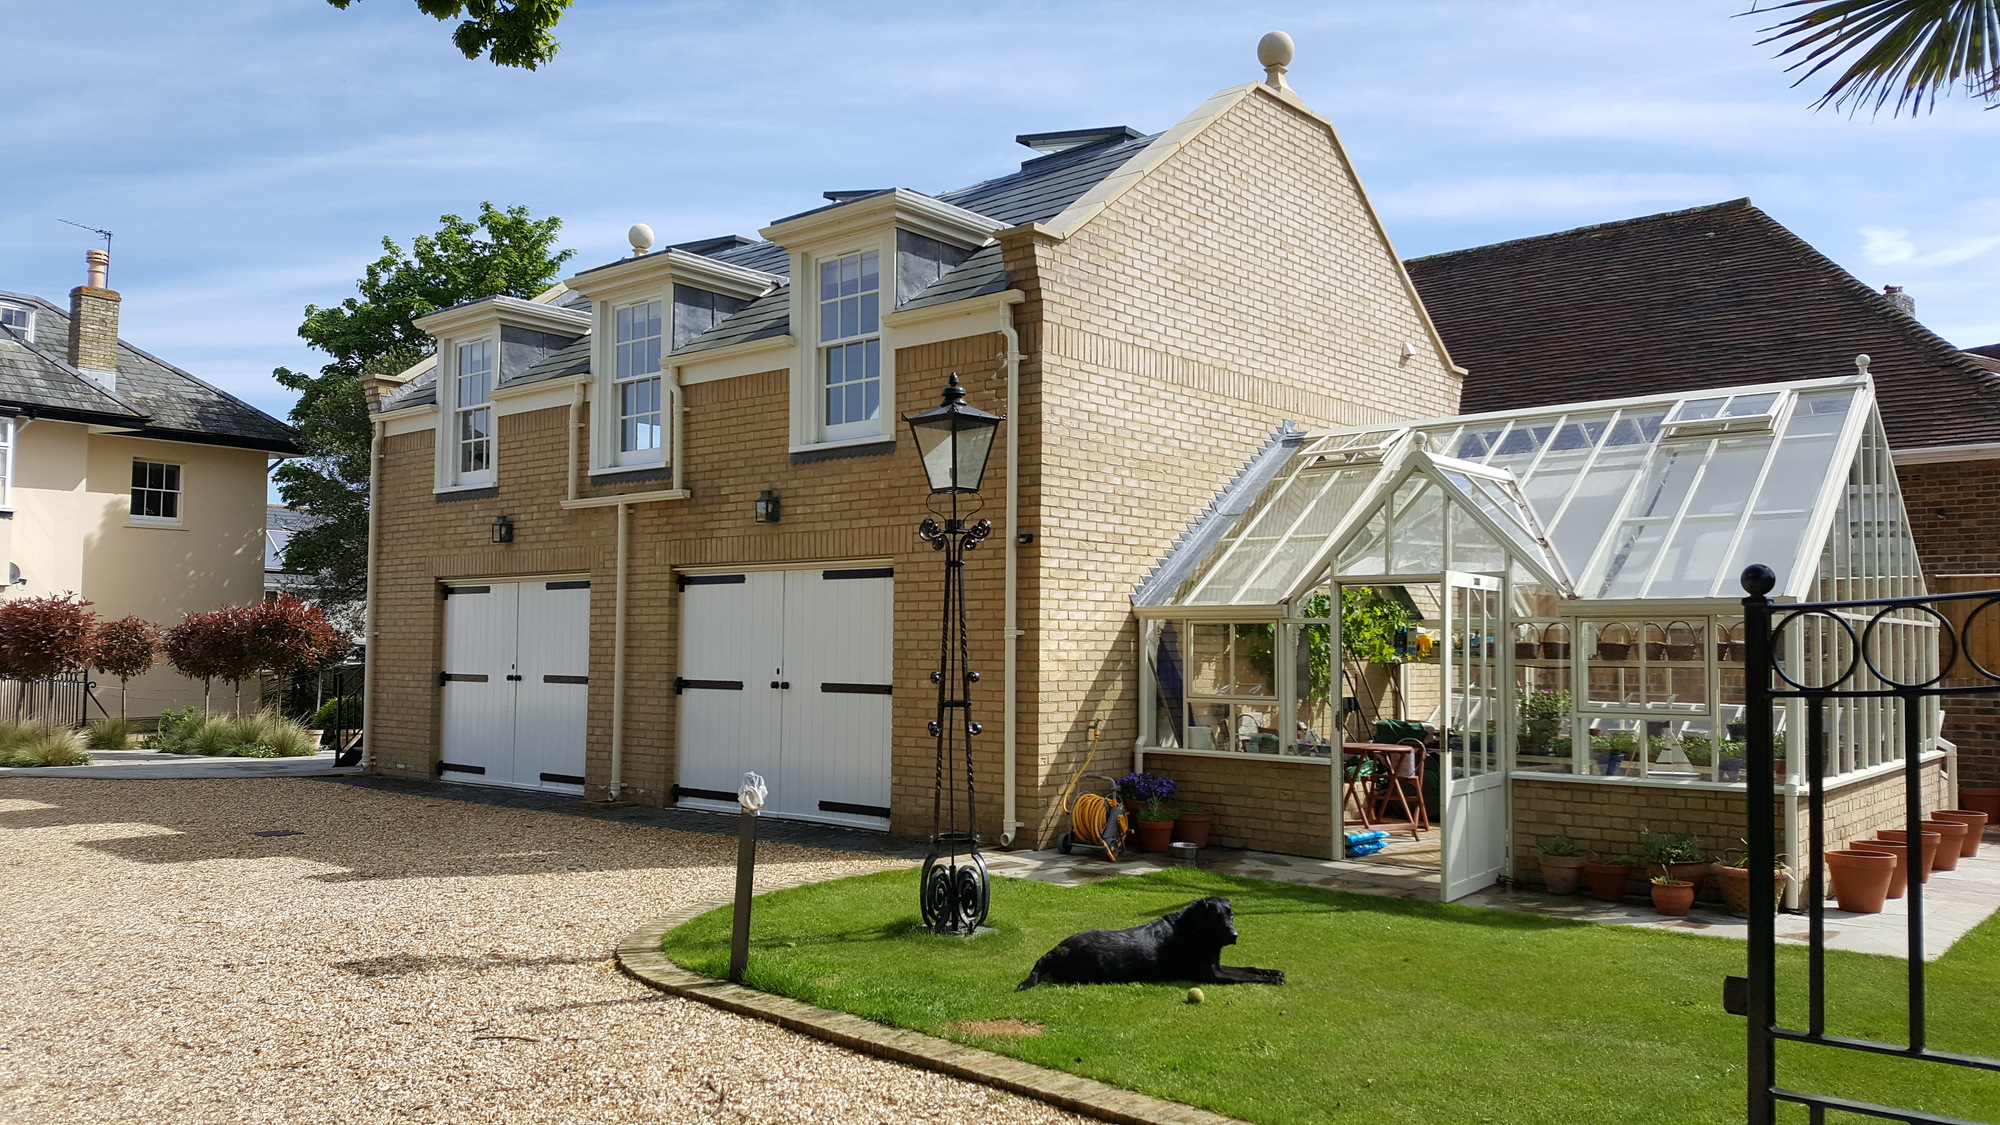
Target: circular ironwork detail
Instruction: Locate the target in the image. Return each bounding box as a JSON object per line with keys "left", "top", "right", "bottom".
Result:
{"left": 1859, "top": 603, "right": 1955, "bottom": 691}
{"left": 1955, "top": 596, "right": 2000, "bottom": 683}
{"left": 1769, "top": 608, "right": 1861, "bottom": 692}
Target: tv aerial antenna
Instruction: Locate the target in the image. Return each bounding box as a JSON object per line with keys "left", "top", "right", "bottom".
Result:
{"left": 57, "top": 218, "right": 113, "bottom": 255}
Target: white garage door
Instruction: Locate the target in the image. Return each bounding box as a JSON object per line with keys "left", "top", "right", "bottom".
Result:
{"left": 677, "top": 565, "right": 892, "bottom": 828}
{"left": 440, "top": 578, "right": 590, "bottom": 793}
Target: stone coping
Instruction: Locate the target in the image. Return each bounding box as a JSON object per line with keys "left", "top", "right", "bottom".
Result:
{"left": 614, "top": 899, "right": 1247, "bottom": 1125}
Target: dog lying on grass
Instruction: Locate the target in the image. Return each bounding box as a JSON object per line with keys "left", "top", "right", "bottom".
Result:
{"left": 1016, "top": 896, "right": 1285, "bottom": 990}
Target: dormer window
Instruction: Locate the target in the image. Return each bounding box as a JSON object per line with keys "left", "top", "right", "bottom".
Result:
{"left": 0, "top": 304, "right": 30, "bottom": 338}
{"left": 452, "top": 338, "right": 495, "bottom": 485}
{"left": 819, "top": 250, "right": 881, "bottom": 440}
{"left": 614, "top": 300, "right": 663, "bottom": 464}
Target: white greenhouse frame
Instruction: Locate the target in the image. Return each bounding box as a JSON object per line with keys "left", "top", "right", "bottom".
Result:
{"left": 1133, "top": 374, "right": 1947, "bottom": 897}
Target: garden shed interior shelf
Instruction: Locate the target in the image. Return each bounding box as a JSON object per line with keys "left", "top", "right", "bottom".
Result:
{"left": 1134, "top": 373, "right": 1946, "bottom": 902}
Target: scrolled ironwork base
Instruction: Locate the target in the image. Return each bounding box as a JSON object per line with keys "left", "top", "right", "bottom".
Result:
{"left": 919, "top": 833, "right": 990, "bottom": 934}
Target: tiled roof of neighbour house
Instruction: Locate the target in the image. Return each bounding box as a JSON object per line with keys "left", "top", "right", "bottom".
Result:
{"left": 1965, "top": 343, "right": 2000, "bottom": 361}
{"left": 1964, "top": 350, "right": 2000, "bottom": 376}
{"left": 0, "top": 290, "right": 297, "bottom": 452}
{"left": 1404, "top": 199, "right": 2000, "bottom": 450}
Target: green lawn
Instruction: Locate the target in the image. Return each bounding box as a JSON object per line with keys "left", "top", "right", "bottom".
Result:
{"left": 662, "top": 868, "right": 2000, "bottom": 1124}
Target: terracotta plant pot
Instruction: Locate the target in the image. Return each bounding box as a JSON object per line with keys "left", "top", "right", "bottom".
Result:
{"left": 1649, "top": 861, "right": 1711, "bottom": 888}
{"left": 1650, "top": 880, "right": 1696, "bottom": 916}
{"left": 1173, "top": 813, "right": 1216, "bottom": 848}
{"left": 1877, "top": 829, "right": 1943, "bottom": 882}
{"left": 1539, "top": 854, "right": 1587, "bottom": 895}
{"left": 1135, "top": 818, "right": 1176, "bottom": 853}
{"left": 1713, "top": 863, "right": 1790, "bottom": 916}
{"left": 1848, "top": 840, "right": 1908, "bottom": 899}
{"left": 1930, "top": 810, "right": 1989, "bottom": 857}
{"left": 1826, "top": 849, "right": 1896, "bottom": 914}
{"left": 1960, "top": 788, "right": 2000, "bottom": 822}
{"left": 1921, "top": 820, "right": 1969, "bottom": 872}
{"left": 1583, "top": 860, "right": 1631, "bottom": 902}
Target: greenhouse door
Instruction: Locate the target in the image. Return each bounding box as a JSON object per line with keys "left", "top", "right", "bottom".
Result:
{"left": 1441, "top": 571, "right": 1507, "bottom": 901}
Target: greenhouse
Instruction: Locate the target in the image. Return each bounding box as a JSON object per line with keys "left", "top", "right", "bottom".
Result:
{"left": 1133, "top": 372, "right": 1945, "bottom": 900}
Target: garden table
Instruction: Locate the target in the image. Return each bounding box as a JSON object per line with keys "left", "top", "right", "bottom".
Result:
{"left": 1344, "top": 742, "right": 1428, "bottom": 836}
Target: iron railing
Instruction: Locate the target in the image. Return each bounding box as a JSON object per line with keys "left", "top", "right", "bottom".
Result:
{"left": 1740, "top": 564, "right": 2000, "bottom": 1124}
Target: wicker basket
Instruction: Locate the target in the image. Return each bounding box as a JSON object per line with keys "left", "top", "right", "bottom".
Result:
{"left": 1539, "top": 622, "right": 1572, "bottom": 661}
{"left": 1595, "top": 622, "right": 1634, "bottom": 662}
{"left": 1664, "top": 620, "right": 1702, "bottom": 662}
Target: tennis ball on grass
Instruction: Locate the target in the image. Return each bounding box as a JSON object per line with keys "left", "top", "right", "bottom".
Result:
{"left": 1186, "top": 987, "right": 1205, "bottom": 1004}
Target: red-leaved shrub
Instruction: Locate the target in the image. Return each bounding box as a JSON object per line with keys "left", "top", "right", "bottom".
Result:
{"left": 0, "top": 593, "right": 99, "bottom": 683}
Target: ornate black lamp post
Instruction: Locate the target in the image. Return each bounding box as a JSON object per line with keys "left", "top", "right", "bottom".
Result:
{"left": 903, "top": 373, "right": 1002, "bottom": 934}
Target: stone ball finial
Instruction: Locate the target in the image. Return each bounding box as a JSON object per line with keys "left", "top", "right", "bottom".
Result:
{"left": 628, "top": 223, "right": 656, "bottom": 256}
{"left": 1854, "top": 353, "right": 1872, "bottom": 375}
{"left": 1258, "top": 30, "right": 1295, "bottom": 69}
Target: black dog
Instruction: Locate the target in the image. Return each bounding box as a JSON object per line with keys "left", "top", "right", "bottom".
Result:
{"left": 1016, "top": 897, "right": 1285, "bottom": 990}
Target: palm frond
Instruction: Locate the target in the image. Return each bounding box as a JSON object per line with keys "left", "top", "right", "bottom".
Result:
{"left": 1749, "top": 0, "right": 2000, "bottom": 115}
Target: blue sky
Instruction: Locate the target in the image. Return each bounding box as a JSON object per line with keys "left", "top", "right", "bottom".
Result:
{"left": 6, "top": 1, "right": 1999, "bottom": 421}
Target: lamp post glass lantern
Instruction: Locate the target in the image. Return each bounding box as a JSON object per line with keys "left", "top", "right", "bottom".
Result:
{"left": 903, "top": 373, "right": 1001, "bottom": 934}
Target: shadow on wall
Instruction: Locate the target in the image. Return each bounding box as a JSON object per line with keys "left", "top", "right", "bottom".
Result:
{"left": 0, "top": 776, "right": 849, "bottom": 884}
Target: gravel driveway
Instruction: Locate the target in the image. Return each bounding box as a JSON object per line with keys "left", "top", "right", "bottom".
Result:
{"left": 0, "top": 777, "right": 1078, "bottom": 1124}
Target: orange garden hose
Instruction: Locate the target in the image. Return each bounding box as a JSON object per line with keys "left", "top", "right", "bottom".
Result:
{"left": 1058, "top": 724, "right": 1124, "bottom": 860}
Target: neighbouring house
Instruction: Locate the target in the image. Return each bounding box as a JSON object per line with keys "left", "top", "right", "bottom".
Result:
{"left": 362, "top": 51, "right": 1466, "bottom": 849}
{"left": 1404, "top": 198, "right": 2000, "bottom": 792}
{"left": 264, "top": 504, "right": 319, "bottom": 599}
{"left": 0, "top": 250, "right": 299, "bottom": 718}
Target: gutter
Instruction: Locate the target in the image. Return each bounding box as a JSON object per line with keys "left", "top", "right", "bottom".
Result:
{"left": 361, "top": 413, "right": 384, "bottom": 772}
{"left": 998, "top": 291, "right": 1026, "bottom": 847}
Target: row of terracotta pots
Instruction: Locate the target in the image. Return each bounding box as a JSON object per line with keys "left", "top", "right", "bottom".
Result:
{"left": 1129, "top": 811, "right": 1219, "bottom": 852}
{"left": 1823, "top": 808, "right": 1987, "bottom": 914}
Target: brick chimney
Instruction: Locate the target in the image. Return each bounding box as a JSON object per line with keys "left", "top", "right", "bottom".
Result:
{"left": 67, "top": 249, "right": 121, "bottom": 392}
{"left": 1883, "top": 285, "right": 1915, "bottom": 318}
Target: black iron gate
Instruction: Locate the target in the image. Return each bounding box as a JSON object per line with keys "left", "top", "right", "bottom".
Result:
{"left": 1739, "top": 564, "right": 2000, "bottom": 1123}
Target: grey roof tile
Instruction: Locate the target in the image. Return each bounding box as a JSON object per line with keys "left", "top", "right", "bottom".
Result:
{"left": 508, "top": 336, "right": 592, "bottom": 386}
{"left": 671, "top": 286, "right": 790, "bottom": 356}
{"left": 0, "top": 290, "right": 294, "bottom": 450}
{"left": 897, "top": 244, "right": 1010, "bottom": 312}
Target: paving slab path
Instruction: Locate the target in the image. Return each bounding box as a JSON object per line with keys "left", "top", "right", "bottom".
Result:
{"left": 0, "top": 776, "right": 1080, "bottom": 1125}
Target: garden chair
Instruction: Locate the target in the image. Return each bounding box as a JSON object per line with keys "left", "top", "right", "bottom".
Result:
{"left": 1341, "top": 754, "right": 1375, "bottom": 828}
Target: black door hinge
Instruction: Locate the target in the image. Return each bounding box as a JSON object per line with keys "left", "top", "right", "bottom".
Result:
{"left": 674, "top": 676, "right": 687, "bottom": 695}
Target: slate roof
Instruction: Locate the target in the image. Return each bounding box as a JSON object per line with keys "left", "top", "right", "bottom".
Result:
{"left": 0, "top": 290, "right": 297, "bottom": 452}
{"left": 1404, "top": 199, "right": 2000, "bottom": 449}
{"left": 443, "top": 128, "right": 1164, "bottom": 382}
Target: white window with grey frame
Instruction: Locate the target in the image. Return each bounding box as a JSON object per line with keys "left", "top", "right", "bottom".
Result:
{"left": 130, "top": 459, "right": 181, "bottom": 525}
{"left": 818, "top": 250, "right": 882, "bottom": 441}
{"left": 613, "top": 300, "right": 663, "bottom": 465}
{"left": 452, "top": 338, "right": 494, "bottom": 486}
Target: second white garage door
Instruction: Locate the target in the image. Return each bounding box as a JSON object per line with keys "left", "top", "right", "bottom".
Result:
{"left": 677, "top": 566, "right": 892, "bottom": 828}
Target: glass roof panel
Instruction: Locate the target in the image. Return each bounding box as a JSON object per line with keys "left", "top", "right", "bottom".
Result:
{"left": 1141, "top": 377, "right": 1878, "bottom": 609}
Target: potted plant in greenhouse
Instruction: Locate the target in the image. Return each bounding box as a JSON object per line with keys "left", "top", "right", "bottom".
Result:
{"left": 1583, "top": 854, "right": 1635, "bottom": 902}
{"left": 1536, "top": 835, "right": 1587, "bottom": 895}
{"left": 1641, "top": 827, "right": 1708, "bottom": 886}
{"left": 1116, "top": 771, "right": 1179, "bottom": 852}
{"left": 1590, "top": 730, "right": 1636, "bottom": 776}
{"left": 1516, "top": 690, "right": 1569, "bottom": 756}
{"left": 1649, "top": 874, "right": 1696, "bottom": 916}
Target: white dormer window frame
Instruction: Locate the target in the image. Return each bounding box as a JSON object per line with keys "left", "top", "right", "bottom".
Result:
{"left": 610, "top": 298, "right": 665, "bottom": 468}
{"left": 781, "top": 231, "right": 898, "bottom": 452}
{"left": 447, "top": 336, "right": 496, "bottom": 488}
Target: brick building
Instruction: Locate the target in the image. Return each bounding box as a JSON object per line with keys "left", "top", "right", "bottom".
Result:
{"left": 362, "top": 56, "right": 1463, "bottom": 846}
{"left": 1406, "top": 199, "right": 2000, "bottom": 788}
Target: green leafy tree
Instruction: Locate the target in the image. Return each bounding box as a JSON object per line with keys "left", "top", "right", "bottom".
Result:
{"left": 1752, "top": 0, "right": 2000, "bottom": 114}
{"left": 274, "top": 204, "right": 574, "bottom": 612}
{"left": 325, "top": 0, "right": 573, "bottom": 69}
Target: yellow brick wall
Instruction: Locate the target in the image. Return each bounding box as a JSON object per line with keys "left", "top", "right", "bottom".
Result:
{"left": 1006, "top": 87, "right": 1462, "bottom": 845}
{"left": 369, "top": 336, "right": 1013, "bottom": 838}
{"left": 1143, "top": 751, "right": 1338, "bottom": 859}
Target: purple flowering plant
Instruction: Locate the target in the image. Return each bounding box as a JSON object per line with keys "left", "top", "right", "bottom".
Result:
{"left": 1114, "top": 771, "right": 1178, "bottom": 811}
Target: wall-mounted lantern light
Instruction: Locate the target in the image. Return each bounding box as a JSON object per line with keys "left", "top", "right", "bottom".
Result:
{"left": 754, "top": 490, "right": 781, "bottom": 524}
{"left": 490, "top": 514, "right": 514, "bottom": 544}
